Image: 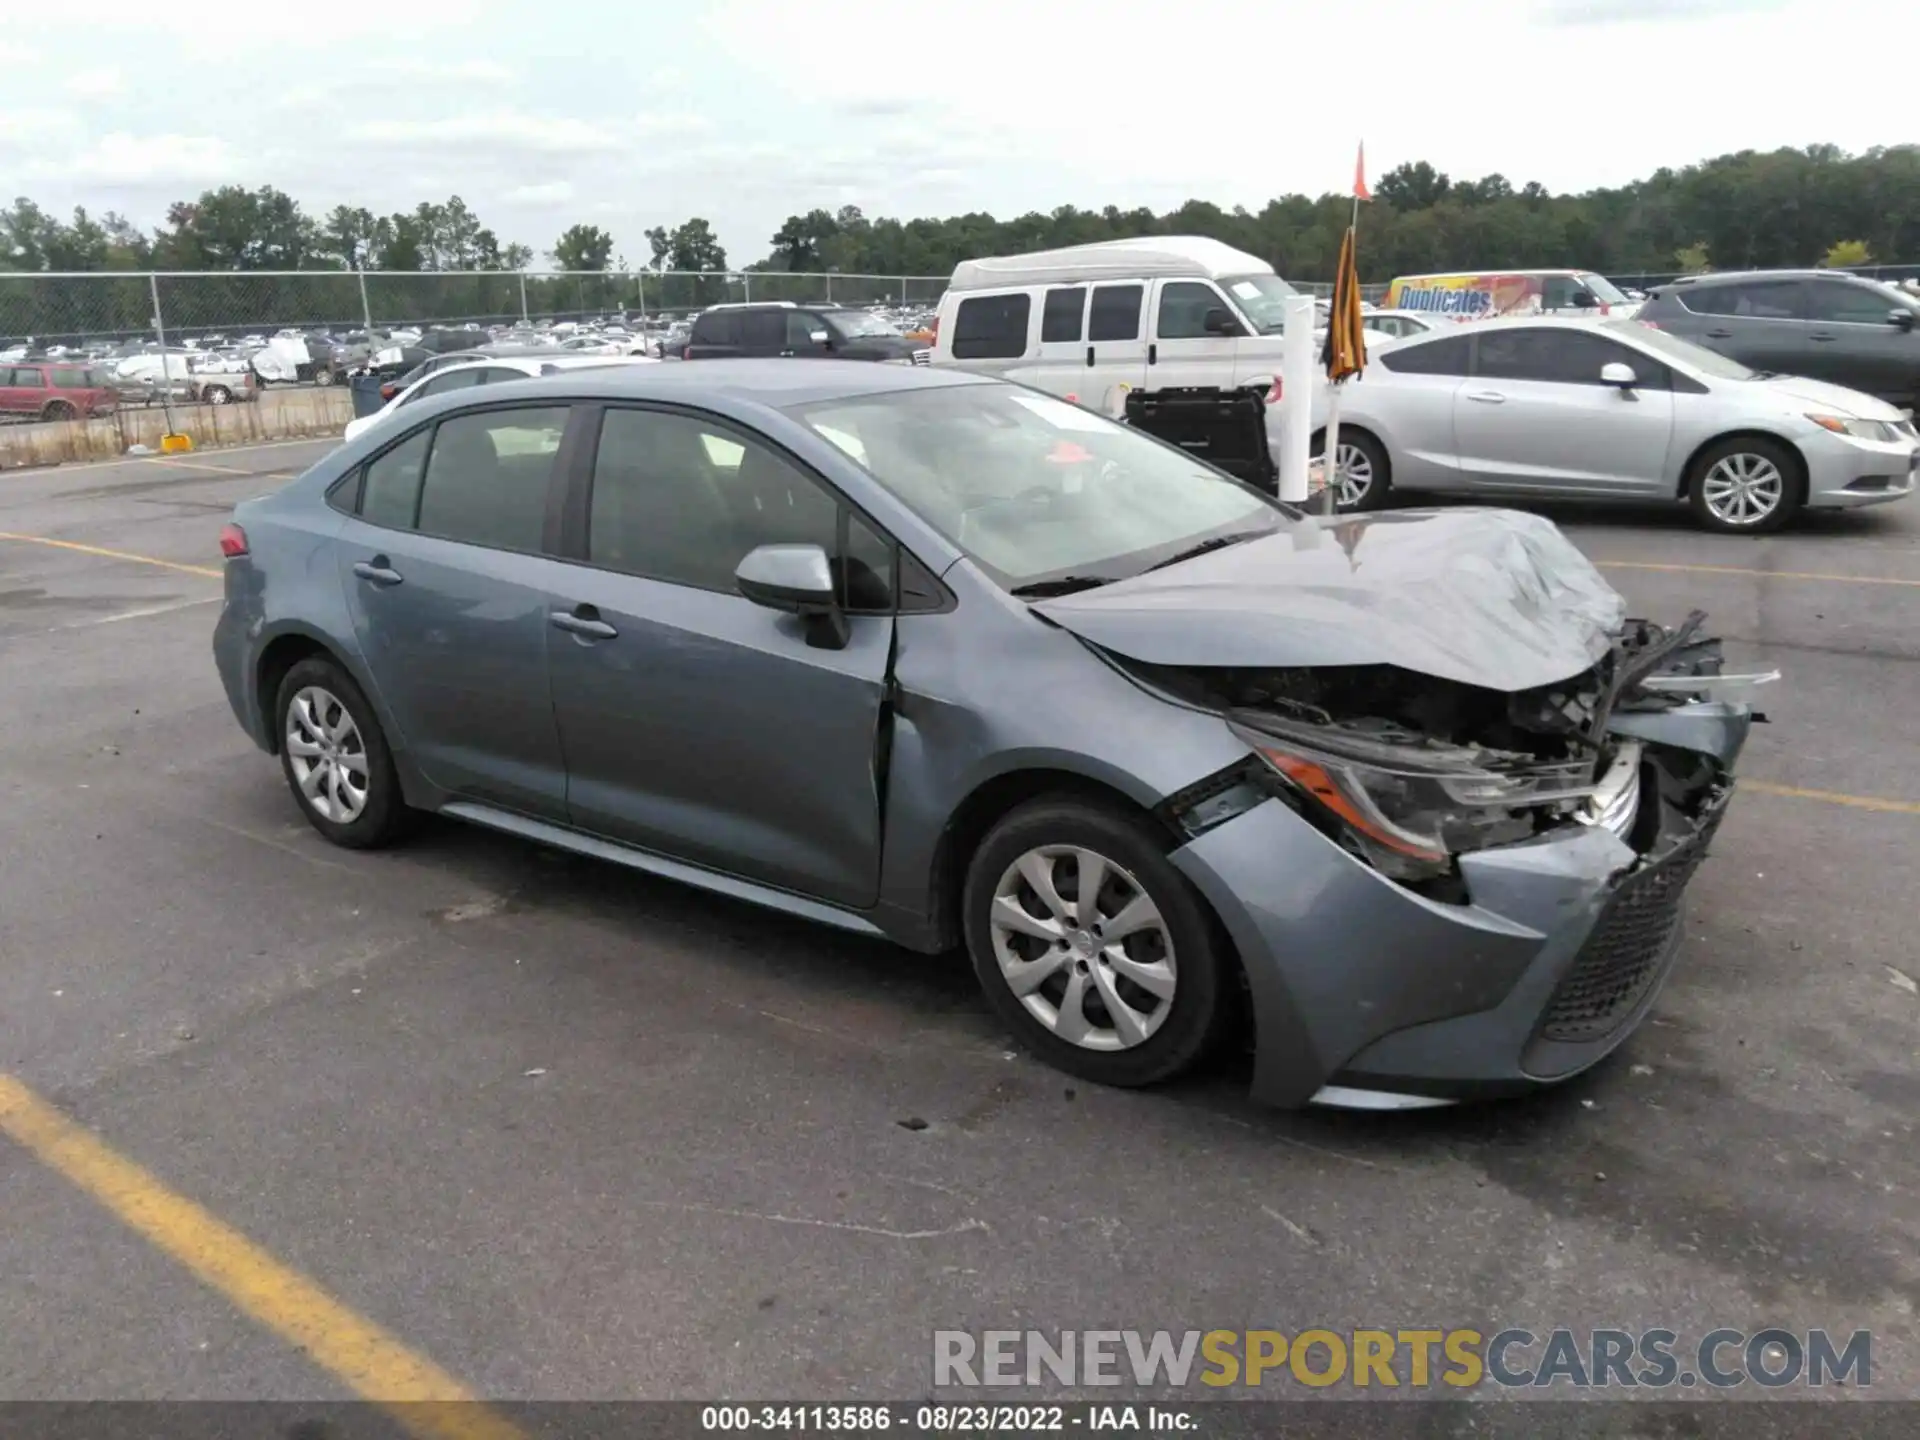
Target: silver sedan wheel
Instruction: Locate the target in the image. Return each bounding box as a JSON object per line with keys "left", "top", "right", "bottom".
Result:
{"left": 1701, "top": 452, "right": 1784, "bottom": 526}
{"left": 987, "top": 845, "right": 1177, "bottom": 1052}
{"left": 285, "top": 686, "right": 371, "bottom": 823}
{"left": 1332, "top": 442, "right": 1373, "bottom": 509}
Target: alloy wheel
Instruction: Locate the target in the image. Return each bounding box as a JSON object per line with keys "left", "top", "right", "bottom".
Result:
{"left": 987, "top": 845, "right": 1177, "bottom": 1052}
{"left": 285, "top": 685, "right": 371, "bottom": 823}
{"left": 1333, "top": 442, "right": 1373, "bottom": 508}
{"left": 1700, "top": 452, "right": 1783, "bottom": 526}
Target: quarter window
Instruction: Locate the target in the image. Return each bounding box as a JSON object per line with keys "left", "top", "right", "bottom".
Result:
{"left": 1376, "top": 333, "right": 1472, "bottom": 375}
{"left": 358, "top": 427, "right": 432, "bottom": 530}
{"left": 414, "top": 406, "right": 568, "bottom": 552}
{"left": 1088, "top": 284, "right": 1144, "bottom": 342}
{"left": 50, "top": 367, "right": 89, "bottom": 387}
{"left": 950, "top": 294, "right": 1031, "bottom": 359}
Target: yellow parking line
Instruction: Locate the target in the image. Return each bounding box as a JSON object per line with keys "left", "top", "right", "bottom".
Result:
{"left": 0, "top": 1073, "right": 523, "bottom": 1440}
{"left": 0, "top": 530, "right": 221, "bottom": 579}
{"left": 1743, "top": 780, "right": 1920, "bottom": 815}
{"left": 1597, "top": 560, "right": 1920, "bottom": 589}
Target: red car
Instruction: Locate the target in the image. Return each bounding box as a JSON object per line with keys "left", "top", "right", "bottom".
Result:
{"left": 0, "top": 361, "right": 119, "bottom": 422}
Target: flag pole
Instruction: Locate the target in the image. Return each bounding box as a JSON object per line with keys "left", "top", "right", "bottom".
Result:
{"left": 1314, "top": 146, "right": 1368, "bottom": 518}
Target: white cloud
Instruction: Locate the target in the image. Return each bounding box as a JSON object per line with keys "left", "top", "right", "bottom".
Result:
{"left": 368, "top": 57, "right": 514, "bottom": 82}
{"left": 632, "top": 111, "right": 710, "bottom": 139}
{"left": 504, "top": 180, "right": 575, "bottom": 205}
{"left": 50, "top": 132, "right": 239, "bottom": 185}
{"left": 0, "top": 108, "right": 74, "bottom": 149}
{"left": 346, "top": 112, "right": 621, "bottom": 154}
{"left": 66, "top": 67, "right": 124, "bottom": 99}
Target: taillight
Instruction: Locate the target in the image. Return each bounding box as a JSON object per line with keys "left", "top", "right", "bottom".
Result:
{"left": 379, "top": 383, "right": 397, "bottom": 401}
{"left": 1638, "top": 318, "right": 1662, "bottom": 331}
{"left": 218, "top": 523, "right": 248, "bottom": 559}
{"left": 1266, "top": 378, "right": 1284, "bottom": 403}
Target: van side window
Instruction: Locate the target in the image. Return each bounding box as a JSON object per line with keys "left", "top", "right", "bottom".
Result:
{"left": 951, "top": 294, "right": 1031, "bottom": 359}
{"left": 1041, "top": 287, "right": 1086, "bottom": 343}
{"left": 1088, "top": 285, "right": 1144, "bottom": 342}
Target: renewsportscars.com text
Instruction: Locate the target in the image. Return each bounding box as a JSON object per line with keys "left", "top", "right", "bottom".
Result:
{"left": 933, "top": 1328, "right": 1872, "bottom": 1390}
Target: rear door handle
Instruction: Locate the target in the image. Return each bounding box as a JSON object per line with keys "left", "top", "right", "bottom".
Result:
{"left": 1809, "top": 332, "right": 1837, "bottom": 343}
{"left": 1704, "top": 328, "right": 1733, "bottom": 339}
{"left": 1085, "top": 346, "right": 1095, "bottom": 367}
{"left": 1147, "top": 343, "right": 1158, "bottom": 365}
{"left": 1466, "top": 390, "right": 1507, "bottom": 404}
{"left": 352, "top": 557, "right": 403, "bottom": 586}
{"left": 550, "top": 606, "right": 617, "bottom": 640}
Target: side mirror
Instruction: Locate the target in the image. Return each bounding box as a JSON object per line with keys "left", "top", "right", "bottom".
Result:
{"left": 735, "top": 543, "right": 848, "bottom": 648}
{"left": 1599, "top": 361, "right": 1638, "bottom": 388}
{"left": 1889, "top": 309, "right": 1915, "bottom": 331}
{"left": 1202, "top": 308, "right": 1241, "bottom": 336}
{"left": 1569, "top": 291, "right": 1600, "bottom": 309}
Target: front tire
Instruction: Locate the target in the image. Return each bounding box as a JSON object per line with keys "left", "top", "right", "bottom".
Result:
{"left": 202, "top": 385, "right": 232, "bottom": 406}
{"left": 274, "top": 657, "right": 409, "bottom": 849}
{"left": 962, "top": 798, "right": 1231, "bottom": 1089}
{"left": 1313, "top": 427, "right": 1390, "bottom": 512}
{"left": 1687, "top": 436, "right": 1803, "bottom": 534}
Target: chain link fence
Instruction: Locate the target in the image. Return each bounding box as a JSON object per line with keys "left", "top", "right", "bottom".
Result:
{"left": 0, "top": 270, "right": 951, "bottom": 350}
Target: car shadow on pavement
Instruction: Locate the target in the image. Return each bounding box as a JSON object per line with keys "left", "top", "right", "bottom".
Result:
{"left": 1375, "top": 489, "right": 1910, "bottom": 539}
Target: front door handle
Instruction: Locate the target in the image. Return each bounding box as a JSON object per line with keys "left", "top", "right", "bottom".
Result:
{"left": 1085, "top": 345, "right": 1095, "bottom": 367}
{"left": 1148, "top": 342, "right": 1158, "bottom": 365}
{"left": 1809, "top": 332, "right": 1837, "bottom": 343}
{"left": 550, "top": 606, "right": 617, "bottom": 640}
{"left": 352, "top": 557, "right": 403, "bottom": 586}
{"left": 1704, "top": 328, "right": 1733, "bottom": 339}
{"left": 1466, "top": 390, "right": 1507, "bottom": 404}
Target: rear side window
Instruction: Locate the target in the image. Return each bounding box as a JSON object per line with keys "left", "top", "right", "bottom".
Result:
{"left": 1377, "top": 333, "right": 1472, "bottom": 376}
{"left": 1088, "top": 284, "right": 1144, "bottom": 342}
{"left": 415, "top": 406, "right": 568, "bottom": 552}
{"left": 950, "top": 294, "right": 1031, "bottom": 359}
{"left": 693, "top": 310, "right": 742, "bottom": 346}
{"left": 1041, "top": 287, "right": 1086, "bottom": 343}
{"left": 50, "top": 366, "right": 89, "bottom": 388}
{"left": 407, "top": 369, "right": 486, "bottom": 403}
{"left": 742, "top": 310, "right": 786, "bottom": 350}
{"left": 1681, "top": 280, "right": 1803, "bottom": 319}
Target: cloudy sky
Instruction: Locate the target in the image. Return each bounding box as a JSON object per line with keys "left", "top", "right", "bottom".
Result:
{"left": 2, "top": 0, "right": 1905, "bottom": 269}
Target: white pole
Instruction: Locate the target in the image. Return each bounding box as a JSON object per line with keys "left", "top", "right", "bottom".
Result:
{"left": 1276, "top": 293, "right": 1316, "bottom": 504}
{"left": 1318, "top": 384, "right": 1343, "bottom": 516}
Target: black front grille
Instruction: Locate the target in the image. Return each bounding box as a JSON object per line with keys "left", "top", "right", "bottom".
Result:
{"left": 1538, "top": 802, "right": 1727, "bottom": 1043}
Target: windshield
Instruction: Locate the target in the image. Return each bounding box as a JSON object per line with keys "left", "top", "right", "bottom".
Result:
{"left": 825, "top": 310, "right": 903, "bottom": 339}
{"left": 1611, "top": 319, "right": 1757, "bottom": 380}
{"left": 1580, "top": 273, "right": 1631, "bottom": 306}
{"left": 788, "top": 383, "right": 1291, "bottom": 590}
{"left": 1218, "top": 273, "right": 1300, "bottom": 333}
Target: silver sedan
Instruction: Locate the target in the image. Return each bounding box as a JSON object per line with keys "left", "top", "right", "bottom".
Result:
{"left": 1322, "top": 317, "right": 1917, "bottom": 531}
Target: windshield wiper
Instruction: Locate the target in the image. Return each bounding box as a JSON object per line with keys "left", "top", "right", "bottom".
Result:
{"left": 1145, "top": 530, "right": 1268, "bottom": 572}
{"left": 1009, "top": 575, "right": 1117, "bottom": 598}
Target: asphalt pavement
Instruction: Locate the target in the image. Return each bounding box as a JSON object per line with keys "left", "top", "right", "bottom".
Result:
{"left": 0, "top": 440, "right": 1915, "bottom": 1413}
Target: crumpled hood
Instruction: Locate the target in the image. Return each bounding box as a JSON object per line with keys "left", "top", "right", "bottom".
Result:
{"left": 1035, "top": 508, "right": 1627, "bottom": 692}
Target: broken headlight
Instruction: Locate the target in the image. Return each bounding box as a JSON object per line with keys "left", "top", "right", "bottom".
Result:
{"left": 1228, "top": 713, "right": 1597, "bottom": 882}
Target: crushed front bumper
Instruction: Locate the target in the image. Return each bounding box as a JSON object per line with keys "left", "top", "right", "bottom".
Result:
{"left": 1171, "top": 748, "right": 1735, "bottom": 1109}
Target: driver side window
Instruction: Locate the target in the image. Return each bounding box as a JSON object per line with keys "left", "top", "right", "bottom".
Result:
{"left": 1155, "top": 282, "right": 1232, "bottom": 340}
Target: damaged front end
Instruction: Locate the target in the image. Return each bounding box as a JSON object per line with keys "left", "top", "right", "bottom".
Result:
{"left": 1144, "top": 611, "right": 1770, "bottom": 900}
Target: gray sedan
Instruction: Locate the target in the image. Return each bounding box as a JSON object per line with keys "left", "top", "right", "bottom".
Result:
{"left": 213, "top": 361, "right": 1756, "bottom": 1109}
{"left": 1321, "top": 317, "right": 1917, "bottom": 531}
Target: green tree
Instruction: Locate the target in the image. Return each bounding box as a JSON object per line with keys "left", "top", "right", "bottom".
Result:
{"left": 1675, "top": 242, "right": 1712, "bottom": 274}
{"left": 551, "top": 223, "right": 615, "bottom": 272}
{"left": 155, "top": 186, "right": 316, "bottom": 269}
{"left": 1374, "top": 161, "right": 1452, "bottom": 210}
{"left": 1822, "top": 239, "right": 1871, "bottom": 267}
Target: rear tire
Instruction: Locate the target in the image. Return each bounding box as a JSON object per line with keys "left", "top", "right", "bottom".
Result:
{"left": 1686, "top": 436, "right": 1803, "bottom": 534}
{"left": 274, "top": 657, "right": 410, "bottom": 849}
{"left": 962, "top": 797, "right": 1231, "bottom": 1089}
{"left": 203, "top": 385, "right": 232, "bottom": 406}
{"left": 41, "top": 399, "right": 76, "bottom": 422}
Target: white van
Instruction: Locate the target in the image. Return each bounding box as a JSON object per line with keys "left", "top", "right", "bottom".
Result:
{"left": 931, "top": 236, "right": 1314, "bottom": 415}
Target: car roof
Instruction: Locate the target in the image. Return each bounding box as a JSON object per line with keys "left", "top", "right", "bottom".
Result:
{"left": 434, "top": 357, "right": 994, "bottom": 409}
{"left": 1660, "top": 268, "right": 1857, "bottom": 287}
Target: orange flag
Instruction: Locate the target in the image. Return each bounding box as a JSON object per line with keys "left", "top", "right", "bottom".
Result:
{"left": 1353, "top": 142, "right": 1371, "bottom": 202}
